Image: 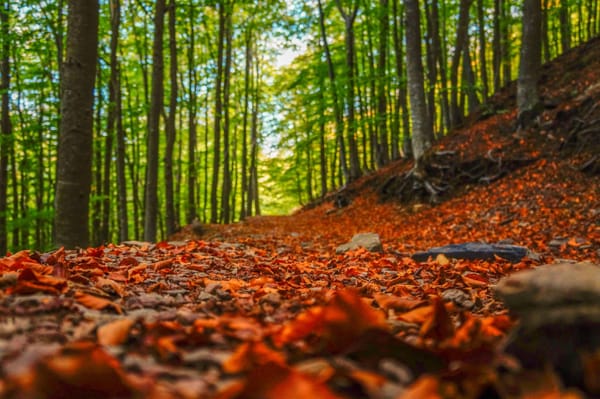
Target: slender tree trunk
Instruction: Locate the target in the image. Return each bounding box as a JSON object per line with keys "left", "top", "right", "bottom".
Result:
{"left": 248, "top": 50, "right": 260, "bottom": 216}
{"left": 559, "top": 1, "right": 571, "bottom": 52}
{"left": 240, "top": 27, "right": 252, "bottom": 219}
{"left": 449, "top": 0, "right": 473, "bottom": 129}
{"left": 0, "top": 0, "right": 10, "bottom": 253}
{"left": 376, "top": 0, "right": 389, "bottom": 167}
{"left": 317, "top": 0, "right": 347, "bottom": 185}
{"left": 165, "top": 0, "right": 177, "bottom": 236}
{"left": 55, "top": 0, "right": 99, "bottom": 248}
{"left": 186, "top": 3, "right": 197, "bottom": 224}
{"left": 405, "top": 0, "right": 433, "bottom": 166}
{"left": 476, "top": 0, "right": 489, "bottom": 100}
{"left": 210, "top": 1, "right": 225, "bottom": 223}
{"left": 221, "top": 2, "right": 233, "bottom": 224}
{"left": 318, "top": 71, "right": 328, "bottom": 198}
{"left": 501, "top": 0, "right": 511, "bottom": 86}
{"left": 143, "top": 0, "right": 165, "bottom": 242}
{"left": 111, "top": 0, "right": 127, "bottom": 242}
{"left": 492, "top": 0, "right": 501, "bottom": 91}
{"left": 517, "top": 0, "right": 542, "bottom": 121}
{"left": 335, "top": 0, "right": 361, "bottom": 181}
{"left": 101, "top": 0, "right": 123, "bottom": 244}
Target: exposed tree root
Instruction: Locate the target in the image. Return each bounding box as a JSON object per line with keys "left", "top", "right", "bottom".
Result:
{"left": 378, "top": 150, "right": 538, "bottom": 204}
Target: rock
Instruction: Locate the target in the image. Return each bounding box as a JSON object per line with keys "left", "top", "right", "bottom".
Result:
{"left": 494, "top": 262, "right": 600, "bottom": 391}
{"left": 336, "top": 233, "right": 383, "bottom": 254}
{"left": 441, "top": 288, "right": 475, "bottom": 310}
{"left": 411, "top": 242, "right": 529, "bottom": 263}
{"left": 494, "top": 262, "right": 600, "bottom": 324}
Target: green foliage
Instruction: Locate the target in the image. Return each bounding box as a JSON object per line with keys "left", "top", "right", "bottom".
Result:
{"left": 0, "top": 0, "right": 596, "bottom": 251}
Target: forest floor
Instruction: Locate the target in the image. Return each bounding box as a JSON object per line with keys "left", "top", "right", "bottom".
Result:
{"left": 0, "top": 38, "right": 599, "bottom": 398}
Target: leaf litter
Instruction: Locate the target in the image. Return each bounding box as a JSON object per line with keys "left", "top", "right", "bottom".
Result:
{"left": 0, "top": 38, "right": 599, "bottom": 399}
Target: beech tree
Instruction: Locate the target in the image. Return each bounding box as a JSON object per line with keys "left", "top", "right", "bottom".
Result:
{"left": 143, "top": 0, "right": 165, "bottom": 242}
{"left": 0, "top": 0, "right": 10, "bottom": 254}
{"left": 405, "top": 0, "right": 432, "bottom": 166}
{"left": 54, "top": 0, "right": 99, "bottom": 248}
{"left": 517, "top": 0, "right": 542, "bottom": 125}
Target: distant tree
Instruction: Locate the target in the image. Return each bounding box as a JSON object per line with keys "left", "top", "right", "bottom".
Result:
{"left": 165, "top": 0, "right": 177, "bottom": 236}
{"left": 0, "top": 0, "right": 11, "bottom": 254}
{"left": 210, "top": 0, "right": 226, "bottom": 224}
{"left": 405, "top": 0, "right": 433, "bottom": 167}
{"left": 54, "top": 0, "right": 99, "bottom": 248}
{"left": 143, "top": 0, "right": 165, "bottom": 242}
{"left": 517, "top": 0, "right": 542, "bottom": 125}
{"left": 335, "top": 0, "right": 361, "bottom": 181}
{"left": 375, "top": 0, "right": 389, "bottom": 167}
{"left": 449, "top": 0, "right": 473, "bottom": 128}
{"left": 112, "top": 0, "right": 129, "bottom": 243}
{"left": 317, "top": 0, "right": 348, "bottom": 184}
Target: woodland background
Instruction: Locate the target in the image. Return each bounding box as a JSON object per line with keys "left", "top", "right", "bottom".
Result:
{"left": 0, "top": 0, "right": 597, "bottom": 252}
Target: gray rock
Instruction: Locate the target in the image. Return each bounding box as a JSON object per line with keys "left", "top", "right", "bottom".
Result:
{"left": 336, "top": 233, "right": 383, "bottom": 254}
{"left": 412, "top": 242, "right": 529, "bottom": 263}
{"left": 441, "top": 288, "right": 475, "bottom": 310}
{"left": 494, "top": 262, "right": 600, "bottom": 389}
{"left": 494, "top": 262, "right": 600, "bottom": 323}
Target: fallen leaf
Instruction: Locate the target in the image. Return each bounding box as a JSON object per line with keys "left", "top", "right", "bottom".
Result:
{"left": 97, "top": 318, "right": 135, "bottom": 346}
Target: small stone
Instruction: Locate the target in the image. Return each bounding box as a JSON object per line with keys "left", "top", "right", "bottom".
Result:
{"left": 336, "top": 233, "right": 383, "bottom": 254}
{"left": 412, "top": 242, "right": 529, "bottom": 263}
{"left": 441, "top": 289, "right": 475, "bottom": 310}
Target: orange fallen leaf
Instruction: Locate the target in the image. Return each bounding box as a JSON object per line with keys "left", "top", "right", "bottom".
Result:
{"left": 97, "top": 318, "right": 135, "bottom": 346}
{"left": 223, "top": 341, "right": 286, "bottom": 374}
{"left": 74, "top": 291, "right": 123, "bottom": 314}
{"left": 276, "top": 288, "right": 387, "bottom": 353}
{"left": 217, "top": 361, "right": 344, "bottom": 399}
{"left": 397, "top": 305, "right": 433, "bottom": 324}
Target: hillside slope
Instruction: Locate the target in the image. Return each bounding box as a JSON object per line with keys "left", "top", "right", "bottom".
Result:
{"left": 182, "top": 36, "right": 600, "bottom": 264}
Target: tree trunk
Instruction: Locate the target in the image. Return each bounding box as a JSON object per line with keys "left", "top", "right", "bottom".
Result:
{"left": 112, "top": 0, "right": 127, "bottom": 243}
{"left": 335, "top": 0, "right": 361, "bottom": 181}
{"left": 476, "top": 0, "right": 489, "bottom": 100}
{"left": 559, "top": 2, "right": 571, "bottom": 52}
{"left": 317, "top": 0, "right": 347, "bottom": 185}
{"left": 240, "top": 27, "right": 252, "bottom": 220}
{"left": 376, "top": 0, "right": 389, "bottom": 167}
{"left": 449, "top": 0, "right": 473, "bottom": 129}
{"left": 0, "top": 0, "right": 10, "bottom": 254}
{"left": 221, "top": 2, "right": 233, "bottom": 224}
{"left": 492, "top": 0, "right": 501, "bottom": 91}
{"left": 517, "top": 0, "right": 542, "bottom": 121}
{"left": 405, "top": 0, "right": 433, "bottom": 166}
{"left": 55, "top": 0, "right": 99, "bottom": 248}
{"left": 165, "top": 0, "right": 177, "bottom": 236}
{"left": 143, "top": 0, "right": 165, "bottom": 242}
{"left": 210, "top": 1, "right": 225, "bottom": 224}
{"left": 186, "top": 4, "right": 197, "bottom": 224}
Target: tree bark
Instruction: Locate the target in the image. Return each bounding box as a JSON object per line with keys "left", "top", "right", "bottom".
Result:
{"left": 210, "top": 1, "right": 225, "bottom": 223}
{"left": 517, "top": 0, "right": 542, "bottom": 120}
{"left": 376, "top": 0, "right": 389, "bottom": 167}
{"left": 317, "top": 0, "right": 347, "bottom": 185}
{"left": 405, "top": 0, "right": 433, "bottom": 166}
{"left": 449, "top": 0, "right": 473, "bottom": 129}
{"left": 335, "top": 0, "right": 361, "bottom": 181}
{"left": 143, "top": 0, "right": 165, "bottom": 242}
{"left": 186, "top": 3, "right": 197, "bottom": 224}
{"left": 55, "top": 0, "right": 99, "bottom": 248}
{"left": 0, "top": 0, "right": 11, "bottom": 253}
{"left": 240, "top": 27, "right": 252, "bottom": 220}
{"left": 221, "top": 2, "right": 233, "bottom": 224}
{"left": 165, "top": 0, "right": 177, "bottom": 236}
